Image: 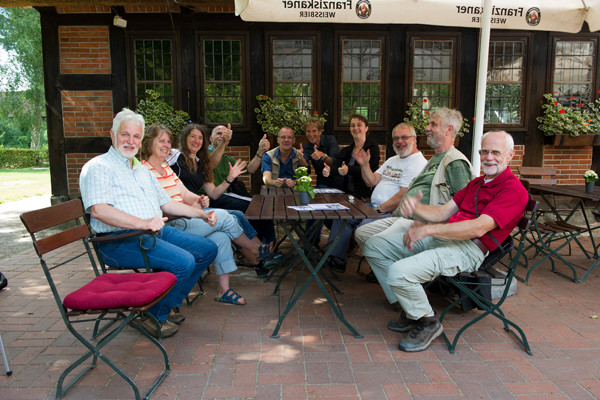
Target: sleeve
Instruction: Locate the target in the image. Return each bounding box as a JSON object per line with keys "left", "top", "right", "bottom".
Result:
{"left": 302, "top": 143, "right": 312, "bottom": 174}
{"left": 374, "top": 158, "right": 390, "bottom": 175}
{"left": 482, "top": 185, "right": 528, "bottom": 229}
{"left": 261, "top": 153, "right": 273, "bottom": 173}
{"left": 325, "top": 135, "right": 340, "bottom": 158}
{"left": 445, "top": 160, "right": 474, "bottom": 195}
{"left": 79, "top": 160, "right": 113, "bottom": 213}
{"left": 367, "top": 142, "right": 380, "bottom": 174}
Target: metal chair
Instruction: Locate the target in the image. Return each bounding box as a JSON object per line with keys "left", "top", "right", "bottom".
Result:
{"left": 438, "top": 199, "right": 538, "bottom": 355}
{"left": 20, "top": 198, "right": 176, "bottom": 400}
{"left": 0, "top": 330, "right": 12, "bottom": 376}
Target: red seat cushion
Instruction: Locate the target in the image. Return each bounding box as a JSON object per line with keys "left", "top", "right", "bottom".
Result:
{"left": 63, "top": 272, "right": 177, "bottom": 311}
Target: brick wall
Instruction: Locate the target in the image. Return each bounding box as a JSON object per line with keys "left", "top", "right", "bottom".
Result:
{"left": 56, "top": 5, "right": 110, "bottom": 13}
{"left": 222, "top": 145, "right": 253, "bottom": 188}
{"left": 67, "top": 153, "right": 103, "bottom": 198}
{"left": 59, "top": 26, "right": 110, "bottom": 74}
{"left": 62, "top": 91, "right": 113, "bottom": 138}
{"left": 541, "top": 145, "right": 594, "bottom": 184}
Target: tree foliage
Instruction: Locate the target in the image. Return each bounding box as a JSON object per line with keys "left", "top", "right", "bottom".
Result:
{"left": 0, "top": 8, "right": 46, "bottom": 149}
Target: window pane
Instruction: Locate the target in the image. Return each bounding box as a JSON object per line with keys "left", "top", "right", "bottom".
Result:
{"left": 341, "top": 39, "right": 382, "bottom": 124}
{"left": 485, "top": 39, "right": 526, "bottom": 124}
{"left": 203, "top": 39, "right": 243, "bottom": 124}
{"left": 412, "top": 39, "right": 453, "bottom": 110}
{"left": 134, "top": 39, "right": 174, "bottom": 105}
{"left": 552, "top": 40, "right": 595, "bottom": 104}
{"left": 272, "top": 39, "right": 314, "bottom": 115}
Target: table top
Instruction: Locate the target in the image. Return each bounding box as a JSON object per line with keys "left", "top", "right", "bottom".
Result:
{"left": 529, "top": 184, "right": 600, "bottom": 203}
{"left": 245, "top": 190, "right": 381, "bottom": 221}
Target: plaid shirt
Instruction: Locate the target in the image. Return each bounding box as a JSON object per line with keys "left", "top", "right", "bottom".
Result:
{"left": 80, "top": 146, "right": 171, "bottom": 233}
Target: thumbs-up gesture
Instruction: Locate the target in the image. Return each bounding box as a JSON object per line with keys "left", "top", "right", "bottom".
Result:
{"left": 338, "top": 161, "right": 349, "bottom": 176}
{"left": 400, "top": 190, "right": 424, "bottom": 218}
{"left": 322, "top": 163, "right": 331, "bottom": 177}
{"left": 257, "top": 134, "right": 270, "bottom": 156}
{"left": 311, "top": 144, "right": 322, "bottom": 161}
{"left": 222, "top": 123, "right": 232, "bottom": 144}
{"left": 295, "top": 145, "right": 304, "bottom": 159}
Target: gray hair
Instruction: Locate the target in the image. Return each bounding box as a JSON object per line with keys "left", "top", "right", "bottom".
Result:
{"left": 482, "top": 130, "right": 514, "bottom": 151}
{"left": 430, "top": 108, "right": 463, "bottom": 138}
{"left": 112, "top": 108, "right": 145, "bottom": 137}
{"left": 392, "top": 122, "right": 416, "bottom": 137}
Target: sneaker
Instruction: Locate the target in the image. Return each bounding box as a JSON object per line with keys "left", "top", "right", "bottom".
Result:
{"left": 327, "top": 256, "right": 346, "bottom": 273}
{"left": 397, "top": 315, "right": 443, "bottom": 352}
{"left": 255, "top": 263, "right": 269, "bottom": 278}
{"left": 167, "top": 307, "right": 185, "bottom": 325}
{"left": 387, "top": 311, "right": 414, "bottom": 333}
{"left": 137, "top": 317, "right": 179, "bottom": 338}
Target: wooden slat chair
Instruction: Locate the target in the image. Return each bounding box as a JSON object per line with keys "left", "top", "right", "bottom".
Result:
{"left": 438, "top": 199, "right": 538, "bottom": 355}
{"left": 20, "top": 199, "right": 175, "bottom": 400}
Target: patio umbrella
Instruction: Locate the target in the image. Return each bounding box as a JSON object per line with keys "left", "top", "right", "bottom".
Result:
{"left": 234, "top": 0, "right": 596, "bottom": 172}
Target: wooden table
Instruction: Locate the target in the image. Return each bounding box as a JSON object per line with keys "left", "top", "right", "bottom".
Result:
{"left": 527, "top": 184, "right": 600, "bottom": 282}
{"left": 246, "top": 188, "right": 380, "bottom": 338}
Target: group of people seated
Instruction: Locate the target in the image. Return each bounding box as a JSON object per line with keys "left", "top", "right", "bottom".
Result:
{"left": 80, "top": 106, "right": 528, "bottom": 353}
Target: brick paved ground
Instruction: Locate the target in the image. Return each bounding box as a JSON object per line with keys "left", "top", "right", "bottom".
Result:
{"left": 0, "top": 239, "right": 599, "bottom": 399}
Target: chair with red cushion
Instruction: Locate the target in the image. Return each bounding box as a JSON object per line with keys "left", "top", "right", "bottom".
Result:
{"left": 20, "top": 198, "right": 176, "bottom": 400}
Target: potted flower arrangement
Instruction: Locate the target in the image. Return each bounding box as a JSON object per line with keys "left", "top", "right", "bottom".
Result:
{"left": 294, "top": 167, "right": 314, "bottom": 204}
{"left": 403, "top": 99, "right": 470, "bottom": 146}
{"left": 537, "top": 92, "right": 600, "bottom": 145}
{"left": 254, "top": 95, "right": 327, "bottom": 137}
{"left": 584, "top": 170, "right": 598, "bottom": 193}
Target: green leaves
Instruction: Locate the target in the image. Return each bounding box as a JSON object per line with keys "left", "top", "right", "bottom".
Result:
{"left": 136, "top": 90, "right": 191, "bottom": 137}
{"left": 254, "top": 95, "right": 327, "bottom": 137}
{"left": 403, "top": 100, "right": 469, "bottom": 137}
{"left": 537, "top": 93, "right": 600, "bottom": 137}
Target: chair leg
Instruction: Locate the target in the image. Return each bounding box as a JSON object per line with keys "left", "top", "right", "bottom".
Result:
{"left": 0, "top": 330, "right": 12, "bottom": 376}
{"left": 185, "top": 268, "right": 208, "bottom": 306}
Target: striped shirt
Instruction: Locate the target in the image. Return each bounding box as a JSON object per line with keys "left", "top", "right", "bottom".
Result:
{"left": 79, "top": 146, "right": 171, "bottom": 233}
{"left": 141, "top": 160, "right": 184, "bottom": 203}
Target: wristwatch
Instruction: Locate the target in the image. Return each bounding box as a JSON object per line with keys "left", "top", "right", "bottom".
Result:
{"left": 321, "top": 153, "right": 327, "bottom": 161}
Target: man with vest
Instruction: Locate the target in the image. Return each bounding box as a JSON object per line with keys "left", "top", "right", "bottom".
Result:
{"left": 355, "top": 108, "right": 474, "bottom": 302}
{"left": 261, "top": 126, "right": 308, "bottom": 187}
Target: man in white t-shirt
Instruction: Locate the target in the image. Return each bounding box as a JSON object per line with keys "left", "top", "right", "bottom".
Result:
{"left": 325, "top": 123, "right": 427, "bottom": 274}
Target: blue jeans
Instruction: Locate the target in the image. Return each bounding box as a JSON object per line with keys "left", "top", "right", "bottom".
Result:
{"left": 97, "top": 225, "right": 217, "bottom": 321}
{"left": 210, "top": 194, "right": 276, "bottom": 243}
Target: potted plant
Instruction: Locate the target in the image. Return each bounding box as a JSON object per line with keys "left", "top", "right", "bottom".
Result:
{"left": 584, "top": 170, "right": 598, "bottom": 193}
{"left": 537, "top": 93, "right": 600, "bottom": 146}
{"left": 254, "top": 95, "right": 327, "bottom": 138}
{"left": 294, "top": 166, "right": 314, "bottom": 204}
{"left": 136, "top": 89, "right": 191, "bottom": 138}
{"left": 403, "top": 99, "right": 470, "bottom": 146}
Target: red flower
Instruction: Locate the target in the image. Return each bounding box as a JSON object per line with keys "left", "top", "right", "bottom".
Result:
{"left": 540, "top": 100, "right": 543, "bottom": 103}
{"left": 472, "top": 117, "right": 476, "bottom": 120}
{"left": 314, "top": 110, "right": 318, "bottom": 114}
{"left": 423, "top": 99, "right": 428, "bottom": 103}
{"left": 559, "top": 109, "right": 565, "bottom": 114}
{"left": 597, "top": 90, "right": 600, "bottom": 93}
{"left": 554, "top": 102, "right": 558, "bottom": 105}
{"left": 578, "top": 104, "right": 583, "bottom": 107}
{"left": 426, "top": 111, "right": 429, "bottom": 114}
{"left": 570, "top": 96, "right": 575, "bottom": 99}
{"left": 554, "top": 91, "right": 558, "bottom": 94}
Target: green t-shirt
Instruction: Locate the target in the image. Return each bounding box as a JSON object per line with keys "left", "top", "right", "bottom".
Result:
{"left": 394, "top": 151, "right": 472, "bottom": 217}
{"left": 199, "top": 147, "right": 236, "bottom": 195}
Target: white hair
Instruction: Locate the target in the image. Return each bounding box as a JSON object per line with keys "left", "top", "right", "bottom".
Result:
{"left": 112, "top": 108, "right": 145, "bottom": 137}
{"left": 482, "top": 131, "right": 514, "bottom": 151}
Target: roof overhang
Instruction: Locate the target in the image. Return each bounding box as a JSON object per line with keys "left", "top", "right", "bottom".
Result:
{"left": 0, "top": 0, "right": 233, "bottom": 7}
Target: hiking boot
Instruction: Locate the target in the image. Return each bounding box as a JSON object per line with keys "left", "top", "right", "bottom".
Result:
{"left": 365, "top": 270, "right": 377, "bottom": 283}
{"left": 397, "top": 315, "right": 443, "bottom": 352}
{"left": 327, "top": 256, "right": 346, "bottom": 273}
{"left": 137, "top": 317, "right": 179, "bottom": 338}
{"left": 167, "top": 307, "right": 185, "bottom": 325}
{"left": 387, "top": 311, "right": 415, "bottom": 333}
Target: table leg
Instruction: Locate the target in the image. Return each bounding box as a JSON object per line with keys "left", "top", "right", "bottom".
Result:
{"left": 271, "top": 220, "right": 363, "bottom": 339}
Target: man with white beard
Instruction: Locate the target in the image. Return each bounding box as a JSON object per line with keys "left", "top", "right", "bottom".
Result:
{"left": 363, "top": 130, "right": 527, "bottom": 352}
{"left": 321, "top": 123, "right": 427, "bottom": 274}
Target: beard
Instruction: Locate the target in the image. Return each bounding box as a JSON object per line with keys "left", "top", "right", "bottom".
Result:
{"left": 115, "top": 143, "right": 139, "bottom": 159}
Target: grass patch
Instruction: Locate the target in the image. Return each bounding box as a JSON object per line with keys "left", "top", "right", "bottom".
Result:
{"left": 0, "top": 167, "right": 51, "bottom": 204}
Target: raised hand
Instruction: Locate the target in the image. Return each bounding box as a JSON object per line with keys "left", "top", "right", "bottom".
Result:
{"left": 338, "top": 161, "right": 349, "bottom": 176}
{"left": 258, "top": 134, "right": 270, "bottom": 155}
{"left": 400, "top": 190, "right": 424, "bottom": 218}
{"left": 354, "top": 148, "right": 370, "bottom": 166}
{"left": 222, "top": 123, "right": 233, "bottom": 145}
{"left": 295, "top": 145, "right": 304, "bottom": 159}
{"left": 227, "top": 159, "right": 247, "bottom": 181}
{"left": 322, "top": 163, "right": 331, "bottom": 177}
{"left": 311, "top": 144, "right": 323, "bottom": 161}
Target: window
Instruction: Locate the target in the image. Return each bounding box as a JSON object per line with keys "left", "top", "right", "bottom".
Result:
{"left": 270, "top": 37, "right": 316, "bottom": 115}
{"left": 338, "top": 36, "right": 385, "bottom": 125}
{"left": 552, "top": 38, "right": 597, "bottom": 105}
{"left": 410, "top": 38, "right": 456, "bottom": 110}
{"left": 133, "top": 38, "right": 175, "bottom": 105}
{"left": 201, "top": 37, "right": 245, "bottom": 124}
{"left": 485, "top": 39, "right": 526, "bottom": 125}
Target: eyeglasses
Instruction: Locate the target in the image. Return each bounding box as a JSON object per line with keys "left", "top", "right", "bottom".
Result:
{"left": 392, "top": 136, "right": 415, "bottom": 142}
{"left": 478, "top": 149, "right": 503, "bottom": 157}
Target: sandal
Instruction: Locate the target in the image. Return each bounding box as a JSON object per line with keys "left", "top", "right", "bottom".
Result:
{"left": 214, "top": 288, "right": 246, "bottom": 305}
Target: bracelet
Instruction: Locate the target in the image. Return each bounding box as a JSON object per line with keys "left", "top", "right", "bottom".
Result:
{"left": 256, "top": 152, "right": 264, "bottom": 158}
{"left": 225, "top": 178, "right": 233, "bottom": 184}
